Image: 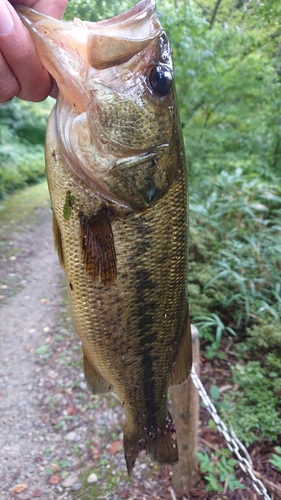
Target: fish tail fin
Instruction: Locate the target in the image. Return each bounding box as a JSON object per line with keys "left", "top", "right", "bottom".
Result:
{"left": 123, "top": 412, "right": 178, "bottom": 474}
{"left": 123, "top": 436, "right": 142, "bottom": 476}
{"left": 147, "top": 411, "right": 178, "bottom": 466}
{"left": 123, "top": 430, "right": 145, "bottom": 475}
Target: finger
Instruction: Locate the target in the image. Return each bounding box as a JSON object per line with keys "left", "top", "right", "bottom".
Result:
{"left": 8, "top": 0, "right": 68, "bottom": 19}
{"left": 0, "top": 0, "right": 20, "bottom": 102}
{"left": 50, "top": 78, "right": 59, "bottom": 99}
{"left": 0, "top": 0, "right": 52, "bottom": 102}
{"left": 0, "top": 51, "right": 19, "bottom": 102}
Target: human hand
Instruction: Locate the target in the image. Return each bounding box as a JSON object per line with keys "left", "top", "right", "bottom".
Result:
{"left": 0, "top": 0, "right": 68, "bottom": 102}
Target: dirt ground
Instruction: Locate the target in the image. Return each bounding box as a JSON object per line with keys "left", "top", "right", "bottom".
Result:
{"left": 0, "top": 183, "right": 280, "bottom": 500}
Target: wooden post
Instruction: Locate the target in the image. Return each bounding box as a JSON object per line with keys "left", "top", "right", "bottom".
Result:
{"left": 169, "top": 325, "right": 200, "bottom": 493}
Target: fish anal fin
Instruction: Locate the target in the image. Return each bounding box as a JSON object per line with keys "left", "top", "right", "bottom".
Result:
{"left": 80, "top": 209, "right": 117, "bottom": 285}
{"left": 169, "top": 308, "right": 192, "bottom": 386}
{"left": 83, "top": 348, "right": 112, "bottom": 394}
{"left": 52, "top": 212, "right": 65, "bottom": 268}
{"left": 124, "top": 413, "right": 178, "bottom": 475}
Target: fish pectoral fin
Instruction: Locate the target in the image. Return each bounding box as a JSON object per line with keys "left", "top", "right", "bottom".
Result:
{"left": 169, "top": 308, "right": 192, "bottom": 386}
{"left": 124, "top": 412, "right": 178, "bottom": 475}
{"left": 80, "top": 210, "right": 117, "bottom": 285}
{"left": 52, "top": 212, "right": 65, "bottom": 269}
{"left": 83, "top": 348, "right": 112, "bottom": 394}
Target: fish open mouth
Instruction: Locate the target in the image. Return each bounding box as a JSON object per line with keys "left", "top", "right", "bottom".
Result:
{"left": 16, "top": 0, "right": 162, "bottom": 110}
{"left": 16, "top": 0, "right": 161, "bottom": 70}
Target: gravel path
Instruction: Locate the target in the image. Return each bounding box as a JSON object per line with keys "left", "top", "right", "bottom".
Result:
{"left": 0, "top": 207, "right": 64, "bottom": 499}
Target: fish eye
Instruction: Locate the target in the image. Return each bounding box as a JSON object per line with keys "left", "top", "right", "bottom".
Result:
{"left": 149, "top": 65, "right": 173, "bottom": 95}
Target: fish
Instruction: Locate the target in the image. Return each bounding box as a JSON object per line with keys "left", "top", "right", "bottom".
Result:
{"left": 16, "top": 0, "right": 192, "bottom": 473}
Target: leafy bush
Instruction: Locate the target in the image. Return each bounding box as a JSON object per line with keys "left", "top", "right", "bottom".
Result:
{"left": 161, "top": 1, "right": 281, "bottom": 182}
{"left": 221, "top": 361, "right": 281, "bottom": 445}
{"left": 188, "top": 164, "right": 281, "bottom": 452}
{"left": 197, "top": 448, "right": 245, "bottom": 493}
{"left": 189, "top": 168, "right": 281, "bottom": 339}
{"left": 0, "top": 98, "right": 53, "bottom": 198}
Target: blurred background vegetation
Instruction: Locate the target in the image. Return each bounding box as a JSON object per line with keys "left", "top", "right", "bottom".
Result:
{"left": 0, "top": 0, "right": 280, "bottom": 475}
{"left": 0, "top": 98, "right": 52, "bottom": 197}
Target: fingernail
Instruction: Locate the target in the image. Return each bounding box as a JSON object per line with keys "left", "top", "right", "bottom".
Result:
{"left": 0, "top": 1, "right": 15, "bottom": 35}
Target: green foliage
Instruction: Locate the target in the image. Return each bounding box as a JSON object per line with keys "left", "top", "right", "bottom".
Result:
{"left": 0, "top": 98, "right": 53, "bottom": 198}
{"left": 64, "top": 0, "right": 136, "bottom": 22}
{"left": 158, "top": 1, "right": 281, "bottom": 184}
{"left": 246, "top": 322, "right": 281, "bottom": 350}
{"left": 269, "top": 447, "right": 281, "bottom": 473}
{"left": 195, "top": 313, "right": 236, "bottom": 344}
{"left": 221, "top": 361, "right": 281, "bottom": 445}
{"left": 188, "top": 163, "right": 281, "bottom": 436}
{"left": 197, "top": 448, "right": 245, "bottom": 492}
{"left": 189, "top": 168, "right": 281, "bottom": 336}
{"left": 194, "top": 313, "right": 236, "bottom": 359}
{"left": 0, "top": 143, "right": 44, "bottom": 197}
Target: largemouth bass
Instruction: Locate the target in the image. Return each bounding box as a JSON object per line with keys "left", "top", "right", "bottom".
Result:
{"left": 17, "top": 0, "right": 191, "bottom": 473}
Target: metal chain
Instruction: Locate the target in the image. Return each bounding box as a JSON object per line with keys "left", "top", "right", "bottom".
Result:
{"left": 191, "top": 366, "right": 272, "bottom": 500}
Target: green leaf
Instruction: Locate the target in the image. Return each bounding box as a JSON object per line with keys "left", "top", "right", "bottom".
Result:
{"left": 36, "top": 345, "right": 50, "bottom": 355}
{"left": 59, "top": 460, "right": 69, "bottom": 468}
{"left": 210, "top": 384, "right": 220, "bottom": 401}
{"left": 269, "top": 454, "right": 281, "bottom": 472}
{"left": 205, "top": 475, "right": 223, "bottom": 492}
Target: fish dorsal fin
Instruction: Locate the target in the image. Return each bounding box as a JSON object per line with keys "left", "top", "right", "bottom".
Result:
{"left": 83, "top": 348, "right": 112, "bottom": 394}
{"left": 80, "top": 210, "right": 117, "bottom": 285}
{"left": 169, "top": 308, "right": 192, "bottom": 386}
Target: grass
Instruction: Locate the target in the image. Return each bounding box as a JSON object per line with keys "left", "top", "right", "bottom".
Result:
{"left": 0, "top": 180, "right": 50, "bottom": 238}
{"left": 0, "top": 181, "right": 51, "bottom": 302}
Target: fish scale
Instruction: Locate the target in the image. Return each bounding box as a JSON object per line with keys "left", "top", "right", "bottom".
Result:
{"left": 17, "top": 0, "right": 192, "bottom": 473}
